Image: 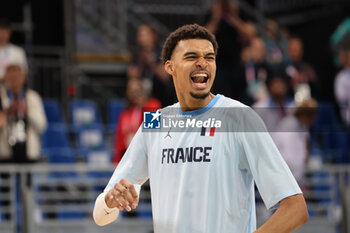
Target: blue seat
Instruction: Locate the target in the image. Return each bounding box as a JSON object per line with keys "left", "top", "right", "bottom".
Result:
{"left": 41, "top": 124, "right": 71, "bottom": 149}
{"left": 79, "top": 148, "right": 112, "bottom": 164}
{"left": 107, "top": 99, "right": 125, "bottom": 132}
{"left": 312, "top": 102, "right": 341, "bottom": 132}
{"left": 76, "top": 125, "right": 105, "bottom": 150}
{"left": 77, "top": 148, "right": 113, "bottom": 178}
{"left": 45, "top": 148, "right": 76, "bottom": 164}
{"left": 41, "top": 124, "right": 76, "bottom": 163}
{"left": 310, "top": 102, "right": 348, "bottom": 163}
{"left": 70, "top": 99, "right": 102, "bottom": 131}
{"left": 43, "top": 99, "right": 64, "bottom": 124}
{"left": 322, "top": 132, "right": 348, "bottom": 163}
{"left": 136, "top": 200, "right": 153, "bottom": 218}
{"left": 44, "top": 148, "right": 78, "bottom": 178}
{"left": 57, "top": 211, "right": 87, "bottom": 219}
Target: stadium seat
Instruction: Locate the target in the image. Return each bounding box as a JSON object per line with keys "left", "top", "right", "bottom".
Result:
{"left": 41, "top": 124, "right": 71, "bottom": 149}
{"left": 76, "top": 125, "right": 105, "bottom": 150}
{"left": 56, "top": 204, "right": 88, "bottom": 220}
{"left": 70, "top": 99, "right": 102, "bottom": 131}
{"left": 45, "top": 148, "right": 78, "bottom": 177}
{"left": 136, "top": 200, "right": 153, "bottom": 218}
{"left": 43, "top": 99, "right": 65, "bottom": 124}
{"left": 41, "top": 124, "right": 76, "bottom": 163}
{"left": 312, "top": 102, "right": 341, "bottom": 132}
{"left": 84, "top": 148, "right": 112, "bottom": 165}
{"left": 45, "top": 148, "right": 76, "bottom": 164}
{"left": 107, "top": 99, "right": 125, "bottom": 132}
{"left": 77, "top": 148, "right": 113, "bottom": 179}
{"left": 310, "top": 102, "right": 348, "bottom": 163}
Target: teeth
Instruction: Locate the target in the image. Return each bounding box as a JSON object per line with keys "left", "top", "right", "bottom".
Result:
{"left": 192, "top": 73, "right": 208, "bottom": 78}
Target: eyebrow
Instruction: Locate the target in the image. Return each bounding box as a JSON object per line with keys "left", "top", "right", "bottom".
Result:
{"left": 183, "top": 52, "right": 216, "bottom": 57}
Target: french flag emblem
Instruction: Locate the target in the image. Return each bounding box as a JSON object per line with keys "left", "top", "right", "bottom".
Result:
{"left": 200, "top": 127, "right": 215, "bottom": 136}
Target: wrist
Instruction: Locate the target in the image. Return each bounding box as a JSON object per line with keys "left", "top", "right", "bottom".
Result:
{"left": 104, "top": 192, "right": 114, "bottom": 209}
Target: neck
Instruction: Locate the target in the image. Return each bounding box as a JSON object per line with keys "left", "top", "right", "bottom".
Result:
{"left": 178, "top": 92, "right": 215, "bottom": 112}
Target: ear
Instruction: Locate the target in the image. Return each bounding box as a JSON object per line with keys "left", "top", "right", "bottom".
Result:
{"left": 164, "top": 60, "right": 174, "bottom": 76}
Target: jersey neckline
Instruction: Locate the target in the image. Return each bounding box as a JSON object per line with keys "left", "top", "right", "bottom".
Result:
{"left": 179, "top": 94, "right": 222, "bottom": 116}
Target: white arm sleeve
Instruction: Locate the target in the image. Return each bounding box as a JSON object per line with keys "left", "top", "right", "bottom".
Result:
{"left": 93, "top": 192, "right": 119, "bottom": 226}
{"left": 237, "top": 108, "right": 302, "bottom": 209}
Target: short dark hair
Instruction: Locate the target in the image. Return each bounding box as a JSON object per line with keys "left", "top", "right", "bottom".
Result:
{"left": 0, "top": 18, "right": 11, "bottom": 29}
{"left": 161, "top": 24, "right": 218, "bottom": 64}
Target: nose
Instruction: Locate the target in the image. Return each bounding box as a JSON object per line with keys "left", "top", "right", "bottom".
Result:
{"left": 195, "top": 57, "right": 208, "bottom": 68}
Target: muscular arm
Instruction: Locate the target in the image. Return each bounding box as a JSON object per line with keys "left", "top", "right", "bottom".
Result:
{"left": 255, "top": 194, "right": 309, "bottom": 233}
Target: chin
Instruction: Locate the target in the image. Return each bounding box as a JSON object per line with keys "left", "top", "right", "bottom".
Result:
{"left": 190, "top": 91, "right": 210, "bottom": 99}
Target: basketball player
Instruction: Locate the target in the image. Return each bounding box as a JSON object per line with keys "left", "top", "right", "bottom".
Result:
{"left": 93, "top": 24, "right": 308, "bottom": 233}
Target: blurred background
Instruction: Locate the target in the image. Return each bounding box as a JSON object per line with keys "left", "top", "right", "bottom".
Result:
{"left": 0, "top": 0, "right": 350, "bottom": 233}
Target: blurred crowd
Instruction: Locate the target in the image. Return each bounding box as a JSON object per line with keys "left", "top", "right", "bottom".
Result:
{"left": 0, "top": 0, "right": 350, "bottom": 189}
{"left": 116, "top": 0, "right": 350, "bottom": 188}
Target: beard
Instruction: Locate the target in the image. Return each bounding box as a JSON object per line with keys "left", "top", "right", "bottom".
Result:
{"left": 190, "top": 91, "right": 210, "bottom": 99}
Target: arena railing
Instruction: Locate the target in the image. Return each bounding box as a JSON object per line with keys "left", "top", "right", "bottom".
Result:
{"left": 0, "top": 164, "right": 153, "bottom": 233}
{"left": 0, "top": 163, "right": 349, "bottom": 233}
{"left": 0, "top": 168, "right": 16, "bottom": 233}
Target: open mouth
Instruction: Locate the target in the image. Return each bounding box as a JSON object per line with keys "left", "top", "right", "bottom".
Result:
{"left": 190, "top": 71, "right": 210, "bottom": 89}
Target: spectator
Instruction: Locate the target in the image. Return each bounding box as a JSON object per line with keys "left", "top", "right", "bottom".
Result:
{"left": 0, "top": 64, "right": 47, "bottom": 163}
{"left": 128, "top": 24, "right": 175, "bottom": 106}
{"left": 253, "top": 74, "right": 295, "bottom": 132}
{"left": 261, "top": 19, "right": 288, "bottom": 66}
{"left": 0, "top": 18, "right": 28, "bottom": 81}
{"left": 272, "top": 99, "right": 318, "bottom": 185}
{"left": 334, "top": 44, "right": 350, "bottom": 127}
{"left": 235, "top": 37, "right": 272, "bottom": 104}
{"left": 205, "top": 0, "right": 256, "bottom": 98}
{"left": 113, "top": 79, "right": 161, "bottom": 164}
{"left": 285, "top": 36, "right": 319, "bottom": 100}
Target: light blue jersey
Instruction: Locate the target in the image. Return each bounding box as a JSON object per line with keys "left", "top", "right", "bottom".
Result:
{"left": 105, "top": 94, "right": 301, "bottom": 233}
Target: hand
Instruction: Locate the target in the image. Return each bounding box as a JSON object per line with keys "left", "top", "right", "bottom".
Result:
{"left": 211, "top": 1, "right": 223, "bottom": 22}
{"left": 224, "top": 0, "right": 239, "bottom": 18}
{"left": 105, "top": 178, "right": 139, "bottom": 212}
{"left": 301, "top": 66, "right": 316, "bottom": 82}
{"left": 0, "top": 112, "right": 7, "bottom": 128}
{"left": 6, "top": 100, "right": 27, "bottom": 116}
